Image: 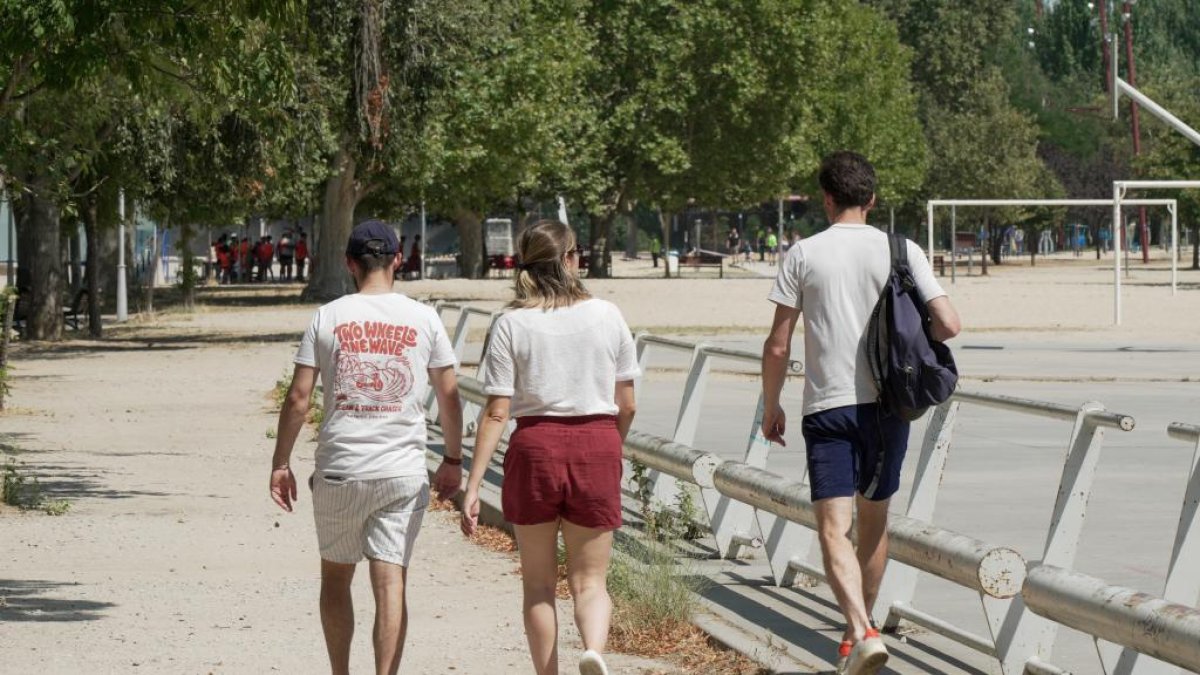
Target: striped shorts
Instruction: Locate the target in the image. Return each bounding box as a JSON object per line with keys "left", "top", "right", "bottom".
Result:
{"left": 310, "top": 473, "right": 430, "bottom": 567}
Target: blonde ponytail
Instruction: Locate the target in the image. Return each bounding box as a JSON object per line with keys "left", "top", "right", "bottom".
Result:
{"left": 509, "top": 220, "right": 590, "bottom": 310}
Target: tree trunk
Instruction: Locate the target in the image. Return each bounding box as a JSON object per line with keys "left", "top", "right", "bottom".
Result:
{"left": 588, "top": 211, "right": 614, "bottom": 279}
{"left": 659, "top": 210, "right": 673, "bottom": 279}
{"left": 180, "top": 222, "right": 196, "bottom": 310}
{"left": 304, "top": 147, "right": 359, "bottom": 301}
{"left": 0, "top": 293, "right": 14, "bottom": 410}
{"left": 1192, "top": 224, "right": 1198, "bottom": 270}
{"left": 453, "top": 208, "right": 485, "bottom": 279}
{"left": 81, "top": 195, "right": 103, "bottom": 338}
{"left": 18, "top": 180, "right": 65, "bottom": 340}
{"left": 623, "top": 210, "right": 638, "bottom": 260}
{"left": 980, "top": 213, "right": 989, "bottom": 277}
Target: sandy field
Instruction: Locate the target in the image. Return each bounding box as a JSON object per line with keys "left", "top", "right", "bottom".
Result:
{"left": 415, "top": 252, "right": 1200, "bottom": 343}
{"left": 1, "top": 251, "right": 1197, "bottom": 674}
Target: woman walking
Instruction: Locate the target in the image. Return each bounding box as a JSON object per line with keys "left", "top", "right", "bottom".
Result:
{"left": 461, "top": 220, "right": 638, "bottom": 675}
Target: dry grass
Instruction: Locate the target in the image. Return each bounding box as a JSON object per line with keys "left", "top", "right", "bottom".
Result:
{"left": 612, "top": 622, "right": 768, "bottom": 675}
{"left": 435, "top": 494, "right": 765, "bottom": 675}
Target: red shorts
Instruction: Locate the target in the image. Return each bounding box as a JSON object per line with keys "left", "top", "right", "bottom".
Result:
{"left": 501, "top": 415, "right": 623, "bottom": 531}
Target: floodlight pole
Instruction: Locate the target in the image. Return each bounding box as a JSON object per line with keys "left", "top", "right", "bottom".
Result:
{"left": 117, "top": 190, "right": 129, "bottom": 321}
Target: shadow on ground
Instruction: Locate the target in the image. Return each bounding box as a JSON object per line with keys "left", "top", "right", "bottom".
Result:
{"left": 0, "top": 579, "right": 115, "bottom": 622}
{"left": 8, "top": 462, "right": 176, "bottom": 501}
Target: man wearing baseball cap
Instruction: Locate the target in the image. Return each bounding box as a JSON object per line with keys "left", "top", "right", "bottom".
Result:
{"left": 270, "top": 220, "right": 464, "bottom": 675}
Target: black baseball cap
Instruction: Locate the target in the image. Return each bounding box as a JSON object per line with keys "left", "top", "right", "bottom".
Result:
{"left": 346, "top": 220, "right": 399, "bottom": 257}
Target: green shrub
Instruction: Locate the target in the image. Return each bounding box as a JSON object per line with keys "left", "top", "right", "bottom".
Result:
{"left": 3, "top": 459, "right": 50, "bottom": 512}
{"left": 608, "top": 538, "right": 707, "bottom": 635}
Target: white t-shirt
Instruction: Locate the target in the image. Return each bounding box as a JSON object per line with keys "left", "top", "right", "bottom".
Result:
{"left": 768, "top": 224, "right": 946, "bottom": 416}
{"left": 295, "top": 293, "right": 457, "bottom": 479}
{"left": 481, "top": 299, "right": 640, "bottom": 417}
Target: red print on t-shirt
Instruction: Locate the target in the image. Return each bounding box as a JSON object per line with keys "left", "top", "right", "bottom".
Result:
{"left": 332, "top": 321, "right": 419, "bottom": 415}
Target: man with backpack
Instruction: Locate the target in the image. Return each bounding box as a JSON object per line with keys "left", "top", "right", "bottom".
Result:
{"left": 760, "top": 151, "right": 960, "bottom": 675}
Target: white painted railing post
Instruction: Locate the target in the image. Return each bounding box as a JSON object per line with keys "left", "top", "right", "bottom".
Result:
{"left": 1097, "top": 422, "right": 1200, "bottom": 675}
{"left": 876, "top": 401, "right": 959, "bottom": 629}
{"left": 991, "top": 402, "right": 1108, "bottom": 675}
{"left": 706, "top": 392, "right": 768, "bottom": 558}
{"left": 653, "top": 344, "right": 711, "bottom": 508}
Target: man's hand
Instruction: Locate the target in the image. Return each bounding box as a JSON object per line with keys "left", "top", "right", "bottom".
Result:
{"left": 270, "top": 467, "right": 298, "bottom": 512}
{"left": 762, "top": 404, "right": 787, "bottom": 446}
{"left": 433, "top": 460, "right": 462, "bottom": 500}
{"left": 460, "top": 488, "right": 480, "bottom": 537}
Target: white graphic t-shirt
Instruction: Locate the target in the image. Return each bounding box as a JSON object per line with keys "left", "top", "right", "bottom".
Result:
{"left": 481, "top": 299, "right": 640, "bottom": 418}
{"left": 295, "top": 293, "right": 456, "bottom": 479}
{"left": 768, "top": 224, "right": 946, "bottom": 416}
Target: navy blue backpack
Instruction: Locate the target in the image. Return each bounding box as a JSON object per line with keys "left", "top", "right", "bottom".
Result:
{"left": 866, "top": 234, "right": 958, "bottom": 421}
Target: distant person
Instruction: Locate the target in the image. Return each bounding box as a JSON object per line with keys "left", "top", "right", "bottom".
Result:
{"left": 257, "top": 236, "right": 275, "bottom": 282}
{"left": 404, "top": 235, "right": 422, "bottom": 279}
{"left": 239, "top": 237, "right": 252, "bottom": 283}
{"left": 649, "top": 235, "right": 661, "bottom": 268}
{"left": 461, "top": 220, "right": 638, "bottom": 675}
{"left": 396, "top": 235, "right": 408, "bottom": 281}
{"left": 270, "top": 221, "right": 464, "bottom": 675}
{"left": 726, "top": 227, "right": 741, "bottom": 266}
{"left": 761, "top": 152, "right": 960, "bottom": 675}
{"left": 296, "top": 232, "right": 309, "bottom": 282}
{"left": 277, "top": 230, "right": 295, "bottom": 282}
{"left": 766, "top": 228, "right": 779, "bottom": 266}
{"left": 756, "top": 229, "right": 766, "bottom": 262}
{"left": 216, "top": 237, "right": 234, "bottom": 285}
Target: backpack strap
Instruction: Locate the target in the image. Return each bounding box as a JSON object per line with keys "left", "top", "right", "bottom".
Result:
{"left": 889, "top": 233, "right": 916, "bottom": 291}
{"left": 888, "top": 233, "right": 907, "bottom": 270}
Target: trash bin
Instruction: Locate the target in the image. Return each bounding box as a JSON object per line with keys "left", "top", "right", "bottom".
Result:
{"left": 666, "top": 251, "right": 680, "bottom": 276}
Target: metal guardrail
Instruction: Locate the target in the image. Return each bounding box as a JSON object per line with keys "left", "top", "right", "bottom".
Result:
{"left": 875, "top": 392, "right": 1139, "bottom": 674}
{"left": 952, "top": 390, "right": 1136, "bottom": 431}
{"left": 428, "top": 301, "right": 1199, "bottom": 675}
{"left": 458, "top": 376, "right": 1027, "bottom": 602}
{"left": 1093, "top": 420, "right": 1200, "bottom": 675}
{"left": 1027, "top": 565, "right": 1200, "bottom": 673}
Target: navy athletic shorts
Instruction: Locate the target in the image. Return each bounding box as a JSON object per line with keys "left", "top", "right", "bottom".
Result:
{"left": 801, "top": 403, "right": 910, "bottom": 502}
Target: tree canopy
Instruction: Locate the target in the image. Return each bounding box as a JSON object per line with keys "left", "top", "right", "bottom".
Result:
{"left": 6, "top": 0, "right": 1200, "bottom": 338}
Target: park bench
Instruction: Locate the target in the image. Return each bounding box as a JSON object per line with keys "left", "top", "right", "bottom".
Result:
{"left": 11, "top": 288, "right": 91, "bottom": 336}
{"left": 678, "top": 251, "right": 725, "bottom": 278}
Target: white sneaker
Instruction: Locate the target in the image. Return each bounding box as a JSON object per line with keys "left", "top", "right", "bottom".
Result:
{"left": 579, "top": 649, "right": 609, "bottom": 675}
{"left": 846, "top": 632, "right": 888, "bottom": 675}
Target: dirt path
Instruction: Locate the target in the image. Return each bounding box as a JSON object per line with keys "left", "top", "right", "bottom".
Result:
{"left": 0, "top": 313, "right": 675, "bottom": 674}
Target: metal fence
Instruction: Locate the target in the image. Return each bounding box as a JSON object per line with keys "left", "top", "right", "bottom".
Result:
{"left": 424, "top": 300, "right": 1200, "bottom": 675}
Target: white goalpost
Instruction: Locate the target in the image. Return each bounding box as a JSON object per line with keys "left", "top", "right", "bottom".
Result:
{"left": 925, "top": 198, "right": 1179, "bottom": 324}
{"left": 1110, "top": 181, "right": 1200, "bottom": 324}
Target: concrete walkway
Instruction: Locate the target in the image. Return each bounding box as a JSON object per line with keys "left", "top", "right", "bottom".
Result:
{"left": 0, "top": 316, "right": 674, "bottom": 674}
